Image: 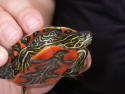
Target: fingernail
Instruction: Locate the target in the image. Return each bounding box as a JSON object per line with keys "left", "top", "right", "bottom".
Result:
{"left": 23, "top": 14, "right": 43, "bottom": 32}
{"left": 0, "top": 46, "right": 8, "bottom": 66}
{"left": 0, "top": 22, "right": 22, "bottom": 47}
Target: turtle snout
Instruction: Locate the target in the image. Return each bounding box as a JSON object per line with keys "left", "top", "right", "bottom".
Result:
{"left": 80, "top": 31, "right": 92, "bottom": 48}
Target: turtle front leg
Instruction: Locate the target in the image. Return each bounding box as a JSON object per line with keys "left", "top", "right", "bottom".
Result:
{"left": 63, "top": 48, "right": 88, "bottom": 77}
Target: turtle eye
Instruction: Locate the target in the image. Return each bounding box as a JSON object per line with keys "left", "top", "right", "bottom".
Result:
{"left": 64, "top": 30, "right": 72, "bottom": 34}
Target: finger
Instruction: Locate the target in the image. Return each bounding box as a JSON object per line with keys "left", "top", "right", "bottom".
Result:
{"left": 0, "top": 79, "right": 21, "bottom": 94}
{"left": 0, "top": 0, "right": 44, "bottom": 34}
{"left": 0, "top": 7, "right": 23, "bottom": 48}
{"left": 80, "top": 51, "right": 92, "bottom": 73}
{"left": 26, "top": 83, "right": 57, "bottom": 94}
{"left": 0, "top": 46, "right": 8, "bottom": 66}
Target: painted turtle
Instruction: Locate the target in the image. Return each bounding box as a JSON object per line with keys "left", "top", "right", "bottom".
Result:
{"left": 0, "top": 26, "right": 92, "bottom": 94}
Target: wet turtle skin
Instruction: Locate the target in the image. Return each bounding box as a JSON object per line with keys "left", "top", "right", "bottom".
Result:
{"left": 0, "top": 26, "right": 92, "bottom": 92}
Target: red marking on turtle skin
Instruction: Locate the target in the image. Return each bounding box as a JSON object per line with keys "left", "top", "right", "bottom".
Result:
{"left": 8, "top": 56, "right": 12, "bottom": 62}
{"left": 32, "top": 45, "right": 63, "bottom": 60}
{"left": 28, "top": 34, "right": 33, "bottom": 43}
{"left": 18, "top": 40, "right": 26, "bottom": 48}
{"left": 61, "top": 27, "right": 67, "bottom": 34}
{"left": 13, "top": 50, "right": 18, "bottom": 57}
{"left": 30, "top": 62, "right": 47, "bottom": 66}
{"left": 55, "top": 62, "right": 72, "bottom": 75}
{"left": 29, "top": 62, "right": 47, "bottom": 71}
{"left": 14, "top": 73, "right": 27, "bottom": 86}
{"left": 63, "top": 50, "right": 78, "bottom": 61}
{"left": 27, "top": 66, "right": 36, "bottom": 72}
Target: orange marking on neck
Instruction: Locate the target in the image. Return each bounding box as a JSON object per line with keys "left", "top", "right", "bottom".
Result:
{"left": 8, "top": 56, "right": 12, "bottom": 62}
{"left": 13, "top": 50, "right": 18, "bottom": 57}
{"left": 18, "top": 40, "right": 26, "bottom": 48}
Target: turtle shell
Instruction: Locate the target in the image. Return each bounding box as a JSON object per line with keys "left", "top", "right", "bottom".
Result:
{"left": 14, "top": 45, "right": 78, "bottom": 87}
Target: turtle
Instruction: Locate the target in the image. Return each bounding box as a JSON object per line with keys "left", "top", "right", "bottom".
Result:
{"left": 0, "top": 26, "right": 92, "bottom": 94}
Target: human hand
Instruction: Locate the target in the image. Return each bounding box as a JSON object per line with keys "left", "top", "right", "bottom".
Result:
{"left": 0, "top": 0, "right": 91, "bottom": 94}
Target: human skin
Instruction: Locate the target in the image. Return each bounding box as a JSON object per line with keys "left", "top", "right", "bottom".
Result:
{"left": 0, "top": 0, "right": 92, "bottom": 94}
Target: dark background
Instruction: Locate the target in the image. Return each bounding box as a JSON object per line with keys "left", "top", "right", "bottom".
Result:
{"left": 48, "top": 0, "right": 125, "bottom": 94}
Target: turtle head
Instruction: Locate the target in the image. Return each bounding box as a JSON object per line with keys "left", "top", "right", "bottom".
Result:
{"left": 61, "top": 31, "right": 92, "bottom": 49}
{"left": 79, "top": 31, "right": 92, "bottom": 48}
